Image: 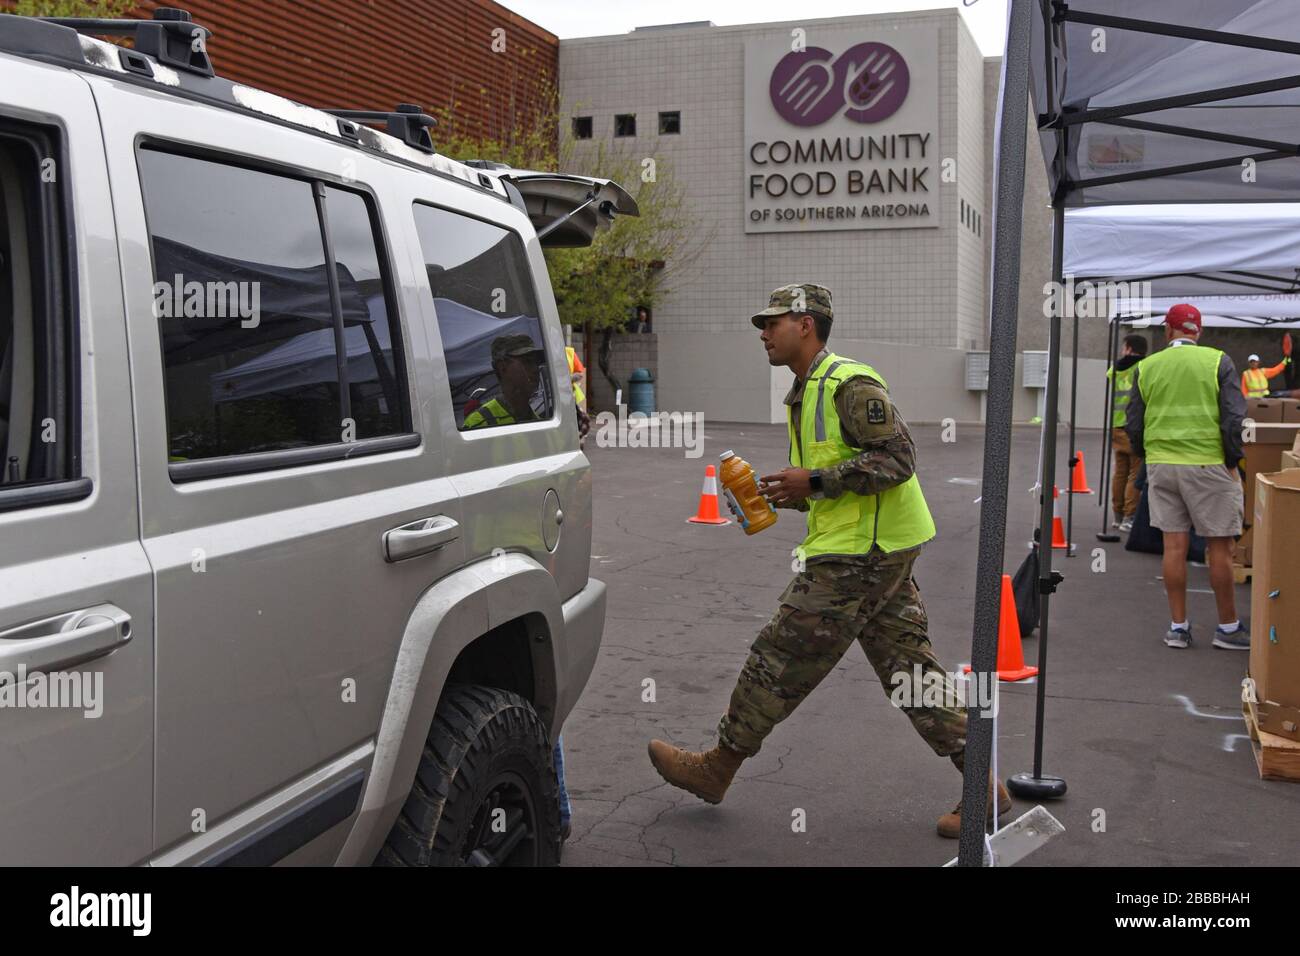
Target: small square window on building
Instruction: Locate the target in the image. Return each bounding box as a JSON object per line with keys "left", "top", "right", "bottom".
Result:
{"left": 572, "top": 116, "right": 593, "bottom": 140}
{"left": 658, "top": 111, "right": 681, "bottom": 135}
{"left": 614, "top": 113, "right": 637, "bottom": 137}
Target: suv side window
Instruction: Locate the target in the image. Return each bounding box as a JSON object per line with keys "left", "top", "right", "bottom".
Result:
{"left": 411, "top": 203, "right": 553, "bottom": 431}
{"left": 137, "top": 149, "right": 409, "bottom": 466}
{"left": 0, "top": 119, "right": 79, "bottom": 509}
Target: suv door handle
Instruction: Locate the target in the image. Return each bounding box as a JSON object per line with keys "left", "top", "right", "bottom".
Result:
{"left": 384, "top": 515, "right": 460, "bottom": 563}
{"left": 0, "top": 604, "right": 133, "bottom": 680}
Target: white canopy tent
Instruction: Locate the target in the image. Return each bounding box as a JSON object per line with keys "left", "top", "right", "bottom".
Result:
{"left": 1122, "top": 314, "right": 1300, "bottom": 329}
{"left": 1117, "top": 296, "right": 1300, "bottom": 319}
{"left": 959, "top": 0, "right": 1300, "bottom": 863}
{"left": 1065, "top": 204, "right": 1300, "bottom": 299}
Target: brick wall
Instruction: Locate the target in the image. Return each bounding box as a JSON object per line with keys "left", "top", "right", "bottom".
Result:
{"left": 122, "top": 0, "right": 558, "bottom": 143}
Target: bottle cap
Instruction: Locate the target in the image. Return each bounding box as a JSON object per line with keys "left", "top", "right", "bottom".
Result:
{"left": 720, "top": 450, "right": 734, "bottom": 460}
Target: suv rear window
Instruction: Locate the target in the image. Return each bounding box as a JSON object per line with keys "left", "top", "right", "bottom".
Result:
{"left": 138, "top": 149, "right": 409, "bottom": 464}
{"left": 411, "top": 203, "right": 553, "bottom": 431}
{"left": 0, "top": 119, "right": 79, "bottom": 509}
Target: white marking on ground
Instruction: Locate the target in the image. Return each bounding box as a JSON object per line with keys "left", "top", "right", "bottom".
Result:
{"left": 1172, "top": 694, "right": 1238, "bottom": 720}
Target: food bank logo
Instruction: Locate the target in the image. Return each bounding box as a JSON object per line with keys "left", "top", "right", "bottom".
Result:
{"left": 770, "top": 42, "right": 910, "bottom": 126}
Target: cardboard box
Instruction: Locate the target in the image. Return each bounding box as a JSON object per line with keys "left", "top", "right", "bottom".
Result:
{"left": 1281, "top": 398, "right": 1300, "bottom": 423}
{"left": 1247, "top": 398, "right": 1285, "bottom": 423}
{"left": 1243, "top": 424, "right": 1300, "bottom": 525}
{"left": 1283, "top": 449, "right": 1300, "bottom": 471}
{"left": 1251, "top": 470, "right": 1300, "bottom": 708}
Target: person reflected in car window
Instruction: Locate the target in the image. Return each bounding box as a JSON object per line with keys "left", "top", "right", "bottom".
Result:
{"left": 463, "top": 334, "right": 544, "bottom": 429}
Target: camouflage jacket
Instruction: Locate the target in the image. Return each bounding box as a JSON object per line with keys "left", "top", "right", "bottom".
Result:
{"left": 781, "top": 347, "right": 919, "bottom": 506}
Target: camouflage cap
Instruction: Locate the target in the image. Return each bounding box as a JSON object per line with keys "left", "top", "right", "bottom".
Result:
{"left": 491, "top": 333, "right": 544, "bottom": 364}
{"left": 751, "top": 283, "right": 833, "bottom": 329}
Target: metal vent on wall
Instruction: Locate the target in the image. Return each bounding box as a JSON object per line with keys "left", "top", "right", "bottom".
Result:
{"left": 965, "top": 351, "right": 990, "bottom": 391}
{"left": 1022, "top": 350, "right": 1049, "bottom": 389}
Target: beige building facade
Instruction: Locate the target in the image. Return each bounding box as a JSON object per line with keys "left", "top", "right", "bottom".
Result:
{"left": 561, "top": 8, "right": 1106, "bottom": 425}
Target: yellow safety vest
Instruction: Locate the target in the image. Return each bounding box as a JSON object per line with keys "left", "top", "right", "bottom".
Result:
{"left": 1137, "top": 343, "right": 1224, "bottom": 465}
{"left": 463, "top": 397, "right": 518, "bottom": 429}
{"left": 1243, "top": 367, "right": 1271, "bottom": 399}
{"left": 788, "top": 352, "right": 936, "bottom": 562}
{"left": 565, "top": 346, "right": 585, "bottom": 405}
{"left": 1107, "top": 364, "right": 1137, "bottom": 428}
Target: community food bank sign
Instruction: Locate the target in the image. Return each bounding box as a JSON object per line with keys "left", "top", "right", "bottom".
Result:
{"left": 744, "top": 27, "right": 939, "bottom": 233}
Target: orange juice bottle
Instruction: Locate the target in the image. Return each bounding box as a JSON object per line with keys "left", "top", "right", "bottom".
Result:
{"left": 719, "top": 450, "right": 777, "bottom": 535}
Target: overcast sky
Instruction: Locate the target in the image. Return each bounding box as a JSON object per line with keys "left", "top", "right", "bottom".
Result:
{"left": 502, "top": 0, "right": 1010, "bottom": 56}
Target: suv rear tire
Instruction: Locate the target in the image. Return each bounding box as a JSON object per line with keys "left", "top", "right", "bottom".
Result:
{"left": 376, "top": 684, "right": 560, "bottom": 867}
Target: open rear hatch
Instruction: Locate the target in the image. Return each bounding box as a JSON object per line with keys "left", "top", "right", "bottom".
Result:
{"left": 467, "top": 164, "right": 640, "bottom": 247}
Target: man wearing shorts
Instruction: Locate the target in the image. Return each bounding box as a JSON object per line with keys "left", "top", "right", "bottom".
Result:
{"left": 1125, "top": 304, "right": 1248, "bottom": 650}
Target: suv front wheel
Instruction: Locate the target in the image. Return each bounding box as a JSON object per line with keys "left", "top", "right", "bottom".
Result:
{"left": 377, "top": 684, "right": 561, "bottom": 867}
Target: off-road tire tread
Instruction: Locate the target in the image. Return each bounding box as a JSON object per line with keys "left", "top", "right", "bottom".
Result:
{"left": 376, "top": 684, "right": 559, "bottom": 867}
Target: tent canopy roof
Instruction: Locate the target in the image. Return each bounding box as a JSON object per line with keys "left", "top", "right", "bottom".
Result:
{"left": 1032, "top": 1, "right": 1300, "bottom": 207}
{"left": 1064, "top": 202, "right": 1300, "bottom": 300}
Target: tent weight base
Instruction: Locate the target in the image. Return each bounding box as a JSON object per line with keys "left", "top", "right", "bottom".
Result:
{"left": 1007, "top": 772, "right": 1067, "bottom": 800}
{"left": 1096, "top": 533, "right": 1121, "bottom": 542}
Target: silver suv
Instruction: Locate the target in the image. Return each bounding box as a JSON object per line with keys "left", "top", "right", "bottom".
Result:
{"left": 0, "top": 8, "right": 633, "bottom": 866}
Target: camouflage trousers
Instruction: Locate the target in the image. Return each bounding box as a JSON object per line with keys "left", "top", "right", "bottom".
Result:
{"left": 717, "top": 546, "right": 968, "bottom": 759}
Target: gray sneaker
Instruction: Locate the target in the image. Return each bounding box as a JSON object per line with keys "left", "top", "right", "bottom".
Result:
{"left": 1164, "top": 625, "right": 1192, "bottom": 649}
{"left": 1118, "top": 517, "right": 1134, "bottom": 533}
{"left": 1212, "top": 624, "right": 1250, "bottom": 650}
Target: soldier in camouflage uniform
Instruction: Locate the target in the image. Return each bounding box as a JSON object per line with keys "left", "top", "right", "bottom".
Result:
{"left": 647, "top": 283, "right": 1010, "bottom": 838}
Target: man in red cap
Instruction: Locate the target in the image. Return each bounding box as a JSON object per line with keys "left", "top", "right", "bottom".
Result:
{"left": 1125, "top": 304, "right": 1248, "bottom": 650}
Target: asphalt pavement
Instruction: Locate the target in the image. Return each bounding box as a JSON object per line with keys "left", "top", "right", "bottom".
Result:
{"left": 558, "top": 419, "right": 1300, "bottom": 866}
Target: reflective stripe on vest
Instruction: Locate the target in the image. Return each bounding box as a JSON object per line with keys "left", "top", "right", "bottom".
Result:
{"left": 788, "top": 353, "right": 936, "bottom": 561}
{"left": 1137, "top": 343, "right": 1224, "bottom": 465}
{"left": 1108, "top": 365, "right": 1136, "bottom": 428}
{"left": 464, "top": 398, "right": 513, "bottom": 429}
{"left": 1243, "top": 367, "right": 1270, "bottom": 398}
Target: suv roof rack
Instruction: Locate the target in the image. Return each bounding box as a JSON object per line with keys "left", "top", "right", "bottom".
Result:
{"left": 37, "top": 6, "right": 214, "bottom": 77}
{"left": 324, "top": 104, "right": 437, "bottom": 154}
{"left": 0, "top": 9, "right": 507, "bottom": 200}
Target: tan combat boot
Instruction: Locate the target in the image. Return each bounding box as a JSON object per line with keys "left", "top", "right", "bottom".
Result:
{"left": 936, "top": 777, "right": 1013, "bottom": 839}
{"left": 647, "top": 739, "right": 746, "bottom": 804}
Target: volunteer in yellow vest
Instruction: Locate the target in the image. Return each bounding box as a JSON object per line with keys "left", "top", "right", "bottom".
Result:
{"left": 465, "top": 333, "right": 590, "bottom": 443}
{"left": 1106, "top": 334, "right": 1148, "bottom": 532}
{"left": 564, "top": 344, "right": 591, "bottom": 446}
{"left": 647, "top": 283, "right": 1009, "bottom": 840}
{"left": 1240, "top": 352, "right": 1289, "bottom": 399}
{"left": 462, "top": 334, "right": 544, "bottom": 430}
{"left": 565, "top": 345, "right": 587, "bottom": 409}
{"left": 1125, "top": 303, "right": 1249, "bottom": 651}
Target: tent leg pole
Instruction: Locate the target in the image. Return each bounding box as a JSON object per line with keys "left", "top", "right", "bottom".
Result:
{"left": 1098, "top": 317, "right": 1121, "bottom": 540}
{"left": 958, "top": 0, "right": 1035, "bottom": 867}
{"left": 1008, "top": 203, "right": 1069, "bottom": 804}
{"left": 1065, "top": 305, "right": 1081, "bottom": 552}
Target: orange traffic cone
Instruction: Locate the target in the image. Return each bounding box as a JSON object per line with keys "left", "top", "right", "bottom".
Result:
{"left": 1068, "top": 450, "right": 1093, "bottom": 494}
{"left": 1051, "top": 485, "right": 1069, "bottom": 550}
{"left": 965, "top": 574, "right": 1039, "bottom": 682}
{"left": 687, "top": 464, "right": 730, "bottom": 525}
